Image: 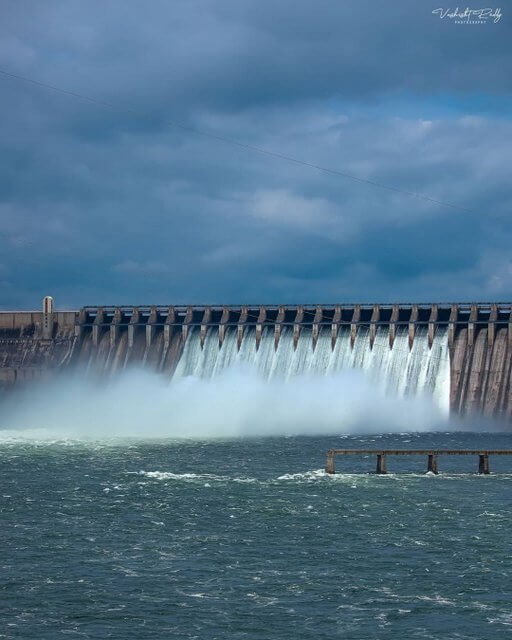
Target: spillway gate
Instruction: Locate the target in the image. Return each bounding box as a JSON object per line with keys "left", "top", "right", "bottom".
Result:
{"left": 74, "top": 303, "right": 512, "bottom": 351}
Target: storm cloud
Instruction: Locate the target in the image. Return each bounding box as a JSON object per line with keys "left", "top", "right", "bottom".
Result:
{"left": 0, "top": 0, "right": 511, "bottom": 308}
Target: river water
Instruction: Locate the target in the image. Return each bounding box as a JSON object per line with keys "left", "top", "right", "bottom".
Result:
{"left": 2, "top": 431, "right": 512, "bottom": 639}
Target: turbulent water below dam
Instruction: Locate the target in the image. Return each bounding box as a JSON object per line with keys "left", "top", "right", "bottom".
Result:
{"left": 2, "top": 432, "right": 512, "bottom": 639}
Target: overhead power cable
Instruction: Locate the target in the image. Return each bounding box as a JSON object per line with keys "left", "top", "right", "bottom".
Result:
{"left": 0, "top": 67, "right": 474, "bottom": 214}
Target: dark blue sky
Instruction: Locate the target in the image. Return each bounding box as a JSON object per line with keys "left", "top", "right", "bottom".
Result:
{"left": 0, "top": 1, "right": 511, "bottom": 309}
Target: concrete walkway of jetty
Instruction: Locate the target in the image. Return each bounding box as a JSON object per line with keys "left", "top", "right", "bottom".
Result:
{"left": 325, "top": 449, "right": 512, "bottom": 475}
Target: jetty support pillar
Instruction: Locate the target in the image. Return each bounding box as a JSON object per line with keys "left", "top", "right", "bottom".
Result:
{"left": 479, "top": 454, "right": 490, "bottom": 474}
{"left": 325, "top": 449, "right": 336, "bottom": 475}
{"left": 376, "top": 454, "right": 387, "bottom": 474}
{"left": 427, "top": 454, "right": 439, "bottom": 474}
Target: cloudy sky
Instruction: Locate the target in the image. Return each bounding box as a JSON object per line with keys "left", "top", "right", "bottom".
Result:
{"left": 0, "top": 1, "right": 511, "bottom": 309}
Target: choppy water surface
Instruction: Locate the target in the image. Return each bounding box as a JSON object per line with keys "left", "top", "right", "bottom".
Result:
{"left": 2, "top": 432, "right": 512, "bottom": 639}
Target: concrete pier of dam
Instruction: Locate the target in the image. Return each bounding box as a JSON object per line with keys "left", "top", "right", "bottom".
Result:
{"left": 1, "top": 300, "right": 512, "bottom": 419}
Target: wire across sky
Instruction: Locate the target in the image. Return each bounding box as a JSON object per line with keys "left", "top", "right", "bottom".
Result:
{"left": 0, "top": 67, "right": 474, "bottom": 214}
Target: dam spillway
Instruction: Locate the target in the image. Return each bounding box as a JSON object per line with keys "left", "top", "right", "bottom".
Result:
{"left": 1, "top": 302, "right": 512, "bottom": 420}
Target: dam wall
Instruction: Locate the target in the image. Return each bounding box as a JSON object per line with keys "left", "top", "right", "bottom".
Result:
{"left": 0, "top": 309, "right": 76, "bottom": 386}
{"left": 1, "top": 302, "right": 512, "bottom": 419}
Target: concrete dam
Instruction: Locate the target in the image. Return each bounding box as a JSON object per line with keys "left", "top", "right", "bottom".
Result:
{"left": 1, "top": 300, "right": 512, "bottom": 419}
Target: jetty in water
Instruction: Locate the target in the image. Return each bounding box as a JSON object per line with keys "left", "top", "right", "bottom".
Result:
{"left": 325, "top": 449, "right": 512, "bottom": 475}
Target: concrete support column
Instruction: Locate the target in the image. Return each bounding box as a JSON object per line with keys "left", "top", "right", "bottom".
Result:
{"left": 164, "top": 307, "right": 175, "bottom": 349}
{"left": 350, "top": 305, "right": 361, "bottom": 349}
{"left": 331, "top": 306, "right": 342, "bottom": 350}
{"left": 75, "top": 308, "right": 87, "bottom": 338}
{"left": 274, "top": 306, "right": 285, "bottom": 350}
{"left": 389, "top": 304, "right": 399, "bottom": 349}
{"left": 325, "top": 449, "right": 335, "bottom": 475}
{"left": 408, "top": 305, "right": 418, "bottom": 350}
{"left": 370, "top": 305, "right": 380, "bottom": 350}
{"left": 508, "top": 311, "right": 512, "bottom": 349}
{"left": 478, "top": 454, "right": 490, "bottom": 474}
{"left": 128, "top": 308, "right": 140, "bottom": 348}
{"left": 468, "top": 304, "right": 478, "bottom": 348}
{"left": 237, "top": 307, "right": 248, "bottom": 351}
{"left": 111, "top": 307, "right": 122, "bottom": 348}
{"left": 92, "top": 307, "right": 105, "bottom": 347}
{"left": 146, "top": 307, "right": 158, "bottom": 348}
{"left": 293, "top": 306, "right": 304, "bottom": 350}
{"left": 182, "top": 307, "right": 193, "bottom": 342}
{"left": 428, "top": 304, "right": 438, "bottom": 349}
{"left": 427, "top": 454, "right": 438, "bottom": 474}
{"left": 199, "top": 307, "right": 211, "bottom": 349}
{"left": 255, "top": 306, "right": 266, "bottom": 351}
{"left": 448, "top": 304, "right": 459, "bottom": 349}
{"left": 219, "top": 307, "right": 230, "bottom": 348}
{"left": 376, "top": 454, "right": 387, "bottom": 474}
{"left": 312, "top": 306, "right": 323, "bottom": 350}
{"left": 488, "top": 304, "right": 498, "bottom": 347}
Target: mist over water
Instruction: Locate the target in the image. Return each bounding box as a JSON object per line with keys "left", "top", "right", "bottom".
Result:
{"left": 0, "top": 365, "right": 451, "bottom": 441}
{"left": 0, "top": 325, "right": 456, "bottom": 440}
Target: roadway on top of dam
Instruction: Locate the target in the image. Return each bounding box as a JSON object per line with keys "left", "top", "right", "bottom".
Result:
{"left": 76, "top": 303, "right": 512, "bottom": 328}
{"left": 81, "top": 302, "right": 511, "bottom": 310}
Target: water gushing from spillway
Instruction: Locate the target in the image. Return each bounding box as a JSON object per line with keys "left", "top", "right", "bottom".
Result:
{"left": 0, "top": 325, "right": 451, "bottom": 438}
{"left": 174, "top": 326, "right": 450, "bottom": 414}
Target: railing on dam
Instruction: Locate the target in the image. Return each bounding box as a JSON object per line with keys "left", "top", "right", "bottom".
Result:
{"left": 73, "top": 303, "right": 512, "bottom": 350}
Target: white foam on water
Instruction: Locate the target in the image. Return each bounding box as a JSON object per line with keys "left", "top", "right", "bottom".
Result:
{"left": 276, "top": 469, "right": 327, "bottom": 481}
{"left": 139, "top": 471, "right": 256, "bottom": 483}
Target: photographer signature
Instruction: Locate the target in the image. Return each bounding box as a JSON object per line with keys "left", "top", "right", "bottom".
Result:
{"left": 432, "top": 7, "right": 502, "bottom": 22}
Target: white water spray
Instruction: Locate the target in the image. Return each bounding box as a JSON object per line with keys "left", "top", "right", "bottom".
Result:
{"left": 174, "top": 325, "right": 450, "bottom": 413}
{"left": 0, "top": 326, "right": 451, "bottom": 440}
